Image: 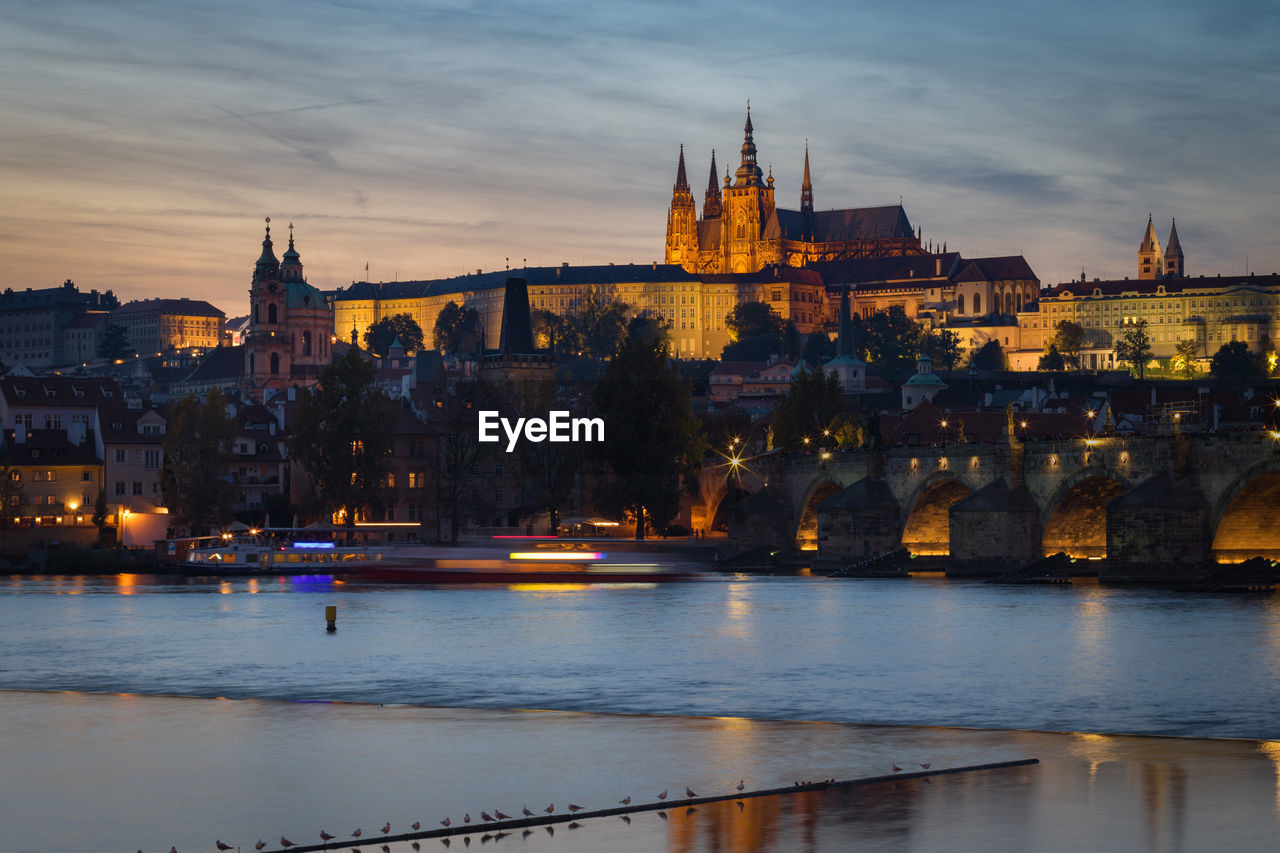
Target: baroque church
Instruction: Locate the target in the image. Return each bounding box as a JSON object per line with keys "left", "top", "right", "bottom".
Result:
{"left": 665, "top": 108, "right": 924, "bottom": 275}
{"left": 244, "top": 219, "right": 334, "bottom": 398}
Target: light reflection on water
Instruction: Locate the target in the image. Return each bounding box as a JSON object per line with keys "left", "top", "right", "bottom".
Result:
{"left": 3, "top": 573, "right": 1278, "bottom": 738}
{"left": 5, "top": 574, "right": 1280, "bottom": 850}
{"left": 2, "top": 690, "right": 1279, "bottom": 853}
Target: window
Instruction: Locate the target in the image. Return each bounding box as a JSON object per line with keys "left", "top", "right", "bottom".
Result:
{"left": 115, "top": 449, "right": 127, "bottom": 463}
{"left": 144, "top": 450, "right": 161, "bottom": 470}
{"left": 115, "top": 482, "right": 126, "bottom": 496}
{"left": 974, "top": 294, "right": 981, "bottom": 313}
{"left": 132, "top": 482, "right": 143, "bottom": 495}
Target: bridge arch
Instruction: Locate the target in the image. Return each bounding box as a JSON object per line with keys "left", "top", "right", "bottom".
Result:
{"left": 796, "top": 479, "right": 843, "bottom": 551}
{"left": 1040, "top": 467, "right": 1129, "bottom": 558}
{"left": 900, "top": 472, "right": 973, "bottom": 556}
{"left": 1210, "top": 460, "right": 1280, "bottom": 562}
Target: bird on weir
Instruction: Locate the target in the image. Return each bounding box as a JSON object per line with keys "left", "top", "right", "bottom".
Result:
{"left": 686, "top": 787, "right": 697, "bottom": 797}
{"left": 440, "top": 818, "right": 451, "bottom": 828}
{"left": 522, "top": 806, "right": 535, "bottom": 817}
{"left": 380, "top": 822, "right": 391, "bottom": 834}
{"left": 737, "top": 780, "right": 745, "bottom": 791}
{"left": 216, "top": 842, "right": 233, "bottom": 851}
{"left": 619, "top": 796, "right": 631, "bottom": 805}
{"left": 280, "top": 837, "right": 296, "bottom": 849}
{"left": 255, "top": 842, "right": 266, "bottom": 851}
{"left": 411, "top": 822, "right": 421, "bottom": 831}
{"left": 352, "top": 828, "right": 363, "bottom": 838}
{"left": 657, "top": 790, "right": 668, "bottom": 800}
{"left": 544, "top": 805, "right": 554, "bottom": 814}
{"left": 320, "top": 830, "right": 335, "bottom": 843}
{"left": 494, "top": 810, "right": 511, "bottom": 820}
{"left": 567, "top": 804, "right": 584, "bottom": 813}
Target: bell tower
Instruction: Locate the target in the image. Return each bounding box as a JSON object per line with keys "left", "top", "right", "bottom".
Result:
{"left": 1138, "top": 215, "right": 1164, "bottom": 280}
{"left": 720, "top": 105, "right": 775, "bottom": 274}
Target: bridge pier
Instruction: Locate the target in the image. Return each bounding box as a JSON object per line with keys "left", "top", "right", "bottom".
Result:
{"left": 947, "top": 478, "right": 1042, "bottom": 577}
{"left": 1103, "top": 473, "right": 1211, "bottom": 583}
{"left": 813, "top": 478, "right": 901, "bottom": 571}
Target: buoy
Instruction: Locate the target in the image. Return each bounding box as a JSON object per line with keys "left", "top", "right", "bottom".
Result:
{"left": 326, "top": 604, "right": 337, "bottom": 632}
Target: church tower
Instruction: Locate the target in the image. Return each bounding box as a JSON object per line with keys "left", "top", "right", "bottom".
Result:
{"left": 1165, "top": 219, "right": 1184, "bottom": 278}
{"left": 664, "top": 145, "right": 698, "bottom": 270}
{"left": 246, "top": 218, "right": 292, "bottom": 391}
{"left": 720, "top": 106, "right": 776, "bottom": 274}
{"left": 800, "top": 144, "right": 814, "bottom": 215}
{"left": 1138, "top": 215, "right": 1164, "bottom": 280}
{"left": 245, "top": 219, "right": 333, "bottom": 400}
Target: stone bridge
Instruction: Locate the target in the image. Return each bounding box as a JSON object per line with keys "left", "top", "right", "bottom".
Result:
{"left": 696, "top": 426, "right": 1280, "bottom": 581}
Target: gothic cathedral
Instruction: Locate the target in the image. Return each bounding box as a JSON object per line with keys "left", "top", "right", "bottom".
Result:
{"left": 665, "top": 108, "right": 925, "bottom": 275}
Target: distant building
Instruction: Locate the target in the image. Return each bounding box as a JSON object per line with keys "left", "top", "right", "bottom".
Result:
{"left": 0, "top": 279, "right": 118, "bottom": 369}
{"left": 108, "top": 297, "right": 224, "bottom": 356}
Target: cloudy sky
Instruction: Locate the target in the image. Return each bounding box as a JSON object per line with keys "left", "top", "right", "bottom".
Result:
{"left": 2, "top": 0, "right": 1278, "bottom": 316}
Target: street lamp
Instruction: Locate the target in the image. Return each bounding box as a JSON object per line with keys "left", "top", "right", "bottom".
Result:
{"left": 120, "top": 508, "right": 131, "bottom": 547}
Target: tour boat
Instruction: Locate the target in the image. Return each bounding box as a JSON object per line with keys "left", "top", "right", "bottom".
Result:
{"left": 181, "top": 537, "right": 705, "bottom": 583}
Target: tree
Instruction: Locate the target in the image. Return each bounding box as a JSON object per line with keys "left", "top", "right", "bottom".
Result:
{"left": 970, "top": 339, "right": 1006, "bottom": 371}
{"left": 364, "top": 313, "right": 424, "bottom": 356}
{"left": 1115, "top": 320, "right": 1153, "bottom": 379}
{"left": 571, "top": 285, "right": 630, "bottom": 358}
{"left": 721, "top": 301, "right": 798, "bottom": 361}
{"left": 287, "top": 349, "right": 398, "bottom": 527}
{"left": 160, "top": 388, "right": 235, "bottom": 535}
{"left": 432, "top": 384, "right": 494, "bottom": 543}
{"left": 433, "top": 302, "right": 482, "bottom": 356}
{"left": 1038, "top": 344, "right": 1066, "bottom": 371}
{"left": 98, "top": 323, "right": 133, "bottom": 361}
{"left": 592, "top": 324, "right": 702, "bottom": 539}
{"left": 922, "top": 328, "right": 963, "bottom": 371}
{"left": 801, "top": 331, "right": 835, "bottom": 364}
{"left": 826, "top": 411, "right": 867, "bottom": 451}
{"left": 857, "top": 306, "right": 923, "bottom": 373}
{"left": 532, "top": 309, "right": 579, "bottom": 357}
{"left": 1052, "top": 320, "right": 1086, "bottom": 369}
{"left": 1172, "top": 337, "right": 1201, "bottom": 379}
{"left": 1210, "top": 340, "right": 1265, "bottom": 381}
{"left": 726, "top": 301, "right": 787, "bottom": 342}
{"left": 772, "top": 366, "right": 844, "bottom": 450}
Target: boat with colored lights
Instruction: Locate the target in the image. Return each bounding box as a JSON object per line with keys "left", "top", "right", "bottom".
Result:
{"left": 181, "top": 537, "right": 706, "bottom": 582}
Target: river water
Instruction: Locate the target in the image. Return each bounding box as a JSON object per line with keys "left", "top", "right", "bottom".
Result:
{"left": 3, "top": 573, "right": 1279, "bottom": 851}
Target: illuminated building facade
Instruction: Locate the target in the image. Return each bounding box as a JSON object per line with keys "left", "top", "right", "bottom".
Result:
{"left": 0, "top": 279, "right": 118, "bottom": 368}
{"left": 665, "top": 109, "right": 924, "bottom": 275}
{"left": 108, "top": 297, "right": 224, "bottom": 356}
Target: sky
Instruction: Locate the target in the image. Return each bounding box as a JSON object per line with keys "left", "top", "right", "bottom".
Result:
{"left": 2, "top": 0, "right": 1278, "bottom": 318}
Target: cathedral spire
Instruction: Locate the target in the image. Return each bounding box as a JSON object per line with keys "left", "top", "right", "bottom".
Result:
{"left": 800, "top": 143, "right": 814, "bottom": 215}
{"left": 674, "top": 144, "right": 690, "bottom": 192}
{"left": 703, "top": 149, "right": 721, "bottom": 219}
{"left": 734, "top": 104, "right": 764, "bottom": 187}
{"left": 281, "top": 221, "right": 303, "bottom": 282}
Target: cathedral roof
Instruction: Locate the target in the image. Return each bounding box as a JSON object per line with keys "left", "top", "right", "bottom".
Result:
{"left": 1166, "top": 219, "right": 1183, "bottom": 256}
{"left": 952, "top": 256, "right": 1038, "bottom": 283}
{"left": 283, "top": 279, "right": 324, "bottom": 309}
{"left": 811, "top": 253, "right": 961, "bottom": 285}
{"left": 774, "top": 204, "right": 915, "bottom": 243}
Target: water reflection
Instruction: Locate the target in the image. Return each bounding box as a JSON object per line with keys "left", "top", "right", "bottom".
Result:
{"left": 4, "top": 691, "right": 1280, "bottom": 853}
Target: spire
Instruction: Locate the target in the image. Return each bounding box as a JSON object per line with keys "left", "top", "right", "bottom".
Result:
{"left": 674, "top": 144, "right": 690, "bottom": 193}
{"left": 253, "top": 216, "right": 280, "bottom": 284}
{"left": 1138, "top": 214, "right": 1164, "bottom": 280}
{"left": 1139, "top": 214, "right": 1160, "bottom": 253}
{"left": 734, "top": 103, "right": 764, "bottom": 187}
{"left": 703, "top": 149, "right": 722, "bottom": 219}
{"left": 800, "top": 143, "right": 814, "bottom": 215}
{"left": 281, "top": 222, "right": 303, "bottom": 281}
{"left": 1166, "top": 218, "right": 1184, "bottom": 277}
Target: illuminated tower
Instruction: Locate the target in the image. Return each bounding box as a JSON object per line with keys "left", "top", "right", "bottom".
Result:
{"left": 664, "top": 145, "right": 698, "bottom": 270}
{"left": 1138, "top": 214, "right": 1164, "bottom": 280}
{"left": 800, "top": 144, "right": 814, "bottom": 215}
{"left": 720, "top": 106, "right": 776, "bottom": 273}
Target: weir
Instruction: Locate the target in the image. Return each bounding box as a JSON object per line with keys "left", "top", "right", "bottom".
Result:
{"left": 265, "top": 759, "right": 1040, "bottom": 852}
